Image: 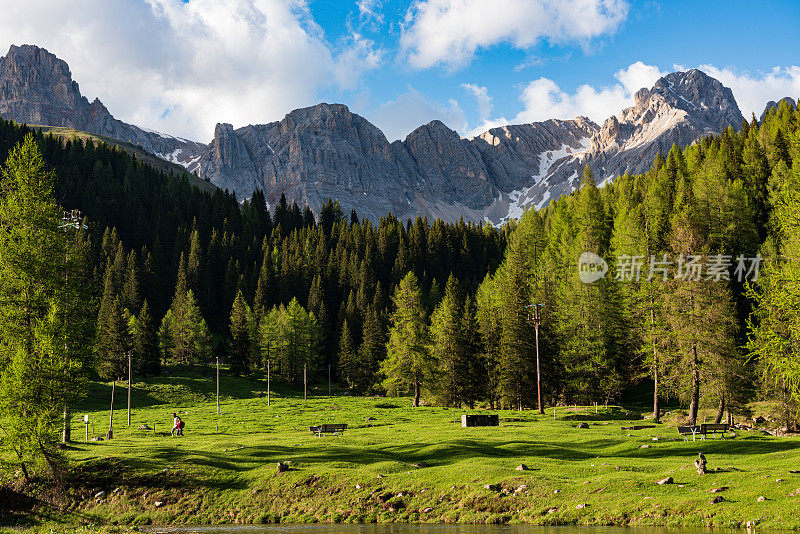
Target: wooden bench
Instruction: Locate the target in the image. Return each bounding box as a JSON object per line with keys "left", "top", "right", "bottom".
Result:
{"left": 701, "top": 423, "right": 729, "bottom": 439}
{"left": 309, "top": 423, "right": 347, "bottom": 437}
{"left": 677, "top": 423, "right": 729, "bottom": 441}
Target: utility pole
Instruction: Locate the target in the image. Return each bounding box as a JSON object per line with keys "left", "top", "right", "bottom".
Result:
{"left": 108, "top": 379, "right": 116, "bottom": 440}
{"left": 526, "top": 303, "right": 545, "bottom": 414}
{"left": 127, "top": 351, "right": 132, "bottom": 427}
{"left": 216, "top": 355, "right": 220, "bottom": 415}
{"left": 60, "top": 209, "right": 83, "bottom": 444}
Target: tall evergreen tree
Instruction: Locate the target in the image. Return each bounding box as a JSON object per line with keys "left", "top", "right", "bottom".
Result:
{"left": 0, "top": 135, "right": 93, "bottom": 476}
{"left": 381, "top": 272, "right": 433, "bottom": 406}
{"left": 229, "top": 290, "right": 252, "bottom": 375}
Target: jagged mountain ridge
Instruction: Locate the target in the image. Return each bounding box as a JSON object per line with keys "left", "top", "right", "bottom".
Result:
{"left": 1, "top": 44, "right": 747, "bottom": 224}
{"left": 0, "top": 44, "right": 204, "bottom": 168}
{"left": 193, "top": 69, "right": 743, "bottom": 223}
{"left": 193, "top": 108, "right": 598, "bottom": 222}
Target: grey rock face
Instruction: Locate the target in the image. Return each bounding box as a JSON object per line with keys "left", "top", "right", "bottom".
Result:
{"left": 195, "top": 105, "right": 596, "bottom": 222}
{"left": 1, "top": 44, "right": 748, "bottom": 225}
{"left": 196, "top": 70, "right": 742, "bottom": 224}
{"left": 0, "top": 44, "right": 204, "bottom": 167}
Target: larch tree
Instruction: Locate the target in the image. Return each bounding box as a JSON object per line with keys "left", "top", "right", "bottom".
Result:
{"left": 0, "top": 135, "right": 93, "bottom": 479}
{"left": 381, "top": 271, "right": 433, "bottom": 407}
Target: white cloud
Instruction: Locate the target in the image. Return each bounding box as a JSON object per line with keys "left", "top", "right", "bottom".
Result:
{"left": 365, "top": 87, "right": 467, "bottom": 141}
{"left": 471, "top": 61, "right": 800, "bottom": 136}
{"left": 400, "top": 0, "right": 629, "bottom": 70}
{"left": 690, "top": 64, "right": 800, "bottom": 119}
{"left": 357, "top": 0, "right": 384, "bottom": 29}
{"left": 0, "top": 0, "right": 381, "bottom": 141}
{"left": 497, "top": 61, "right": 665, "bottom": 128}
{"left": 460, "top": 83, "right": 493, "bottom": 120}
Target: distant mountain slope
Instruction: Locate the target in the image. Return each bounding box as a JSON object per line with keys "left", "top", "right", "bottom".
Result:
{"left": 1, "top": 44, "right": 748, "bottom": 223}
{"left": 0, "top": 44, "right": 205, "bottom": 168}
{"left": 33, "top": 125, "right": 216, "bottom": 193}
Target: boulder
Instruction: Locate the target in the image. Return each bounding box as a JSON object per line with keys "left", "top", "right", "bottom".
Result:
{"left": 710, "top": 496, "right": 724, "bottom": 504}
{"left": 757, "top": 496, "right": 766, "bottom": 502}
{"left": 656, "top": 477, "right": 673, "bottom": 485}
{"left": 577, "top": 422, "right": 590, "bottom": 429}
{"left": 277, "top": 462, "right": 289, "bottom": 473}
{"left": 710, "top": 487, "right": 728, "bottom": 493}
{"left": 516, "top": 464, "right": 530, "bottom": 471}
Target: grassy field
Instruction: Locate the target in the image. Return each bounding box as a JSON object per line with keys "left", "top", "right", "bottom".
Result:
{"left": 2, "top": 367, "right": 800, "bottom": 531}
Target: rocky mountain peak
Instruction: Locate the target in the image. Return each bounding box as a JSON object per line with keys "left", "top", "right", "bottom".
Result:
{"left": 0, "top": 44, "right": 759, "bottom": 225}
{"left": 0, "top": 44, "right": 206, "bottom": 169}
{"left": 761, "top": 96, "right": 796, "bottom": 121}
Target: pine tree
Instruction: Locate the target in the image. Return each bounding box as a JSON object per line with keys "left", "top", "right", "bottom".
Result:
{"left": 381, "top": 272, "right": 433, "bottom": 407}
{"left": 498, "top": 235, "right": 535, "bottom": 409}
{"left": 0, "top": 134, "right": 93, "bottom": 477}
{"left": 229, "top": 290, "right": 252, "bottom": 375}
{"left": 337, "top": 319, "right": 358, "bottom": 390}
{"left": 430, "top": 275, "right": 467, "bottom": 406}
{"left": 133, "top": 300, "right": 160, "bottom": 376}
{"left": 97, "top": 296, "right": 131, "bottom": 379}
{"left": 357, "top": 306, "right": 385, "bottom": 393}
{"left": 476, "top": 273, "right": 502, "bottom": 409}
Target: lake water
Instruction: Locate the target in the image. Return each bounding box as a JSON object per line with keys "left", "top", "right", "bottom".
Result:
{"left": 147, "top": 526, "right": 727, "bottom": 534}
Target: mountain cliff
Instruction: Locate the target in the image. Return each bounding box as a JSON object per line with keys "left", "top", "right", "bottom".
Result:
{"left": 0, "top": 44, "right": 204, "bottom": 167}
{"left": 193, "top": 107, "right": 598, "bottom": 221}
{"left": 1, "top": 44, "right": 747, "bottom": 224}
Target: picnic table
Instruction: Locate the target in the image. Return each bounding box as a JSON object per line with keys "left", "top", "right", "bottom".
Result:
{"left": 677, "top": 423, "right": 729, "bottom": 441}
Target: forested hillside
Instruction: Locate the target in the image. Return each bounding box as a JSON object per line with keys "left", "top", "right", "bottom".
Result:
{"left": 0, "top": 117, "right": 508, "bottom": 386}
{"left": 1, "top": 97, "right": 799, "bottom": 473}
{"left": 472, "top": 99, "right": 800, "bottom": 425}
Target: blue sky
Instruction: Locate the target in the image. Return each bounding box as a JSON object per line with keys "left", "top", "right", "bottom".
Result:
{"left": 3, "top": 0, "right": 799, "bottom": 142}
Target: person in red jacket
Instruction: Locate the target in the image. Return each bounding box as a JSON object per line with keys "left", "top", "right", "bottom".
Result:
{"left": 171, "top": 413, "right": 184, "bottom": 436}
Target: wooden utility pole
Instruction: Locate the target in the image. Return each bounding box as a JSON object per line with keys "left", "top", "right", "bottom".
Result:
{"left": 527, "top": 304, "right": 545, "bottom": 414}
{"left": 216, "top": 355, "right": 220, "bottom": 415}
{"left": 127, "top": 351, "right": 132, "bottom": 427}
{"left": 108, "top": 379, "right": 116, "bottom": 440}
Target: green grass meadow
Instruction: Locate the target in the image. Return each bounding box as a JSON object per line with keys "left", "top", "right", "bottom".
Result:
{"left": 3, "top": 368, "right": 800, "bottom": 531}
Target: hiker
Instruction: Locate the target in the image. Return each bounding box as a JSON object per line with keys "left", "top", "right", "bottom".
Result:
{"left": 171, "top": 413, "right": 184, "bottom": 437}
